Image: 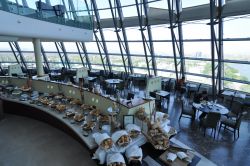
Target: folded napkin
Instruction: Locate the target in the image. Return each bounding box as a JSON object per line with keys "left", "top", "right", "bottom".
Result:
{"left": 176, "top": 152, "right": 187, "bottom": 160}
{"left": 167, "top": 152, "right": 177, "bottom": 162}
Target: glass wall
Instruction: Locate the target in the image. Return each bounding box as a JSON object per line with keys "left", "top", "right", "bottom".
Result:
{"left": 0, "top": 0, "right": 250, "bottom": 93}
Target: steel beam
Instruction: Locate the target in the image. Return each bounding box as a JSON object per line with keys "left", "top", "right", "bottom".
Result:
{"left": 40, "top": 43, "right": 51, "bottom": 73}
{"left": 115, "top": 0, "right": 133, "bottom": 74}
{"left": 209, "top": 0, "right": 225, "bottom": 100}
{"left": 8, "top": 42, "right": 28, "bottom": 72}
{"left": 108, "top": 0, "right": 130, "bottom": 74}
{"left": 76, "top": 42, "right": 91, "bottom": 70}
{"left": 143, "top": 0, "right": 157, "bottom": 76}
{"left": 55, "top": 42, "right": 71, "bottom": 69}
{"left": 91, "top": 0, "right": 112, "bottom": 73}
{"left": 217, "top": 0, "right": 224, "bottom": 94}
{"left": 176, "top": 0, "right": 185, "bottom": 78}
{"left": 135, "top": 0, "right": 154, "bottom": 76}
{"left": 167, "top": 0, "right": 180, "bottom": 81}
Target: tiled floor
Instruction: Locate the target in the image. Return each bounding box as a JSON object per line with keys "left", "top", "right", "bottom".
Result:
{"left": 157, "top": 92, "right": 250, "bottom": 166}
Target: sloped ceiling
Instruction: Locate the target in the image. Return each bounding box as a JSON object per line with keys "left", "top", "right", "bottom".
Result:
{"left": 97, "top": 0, "right": 250, "bottom": 28}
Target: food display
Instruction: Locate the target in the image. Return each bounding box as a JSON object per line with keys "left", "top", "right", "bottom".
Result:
{"left": 55, "top": 104, "right": 66, "bottom": 112}
{"left": 147, "top": 125, "right": 170, "bottom": 150}
{"left": 69, "top": 98, "right": 81, "bottom": 105}
{"left": 81, "top": 104, "right": 95, "bottom": 111}
{"left": 48, "top": 100, "right": 57, "bottom": 109}
{"left": 81, "top": 121, "right": 96, "bottom": 131}
{"left": 20, "top": 94, "right": 29, "bottom": 101}
{"left": 65, "top": 110, "right": 75, "bottom": 118}
{"left": 100, "top": 138, "right": 113, "bottom": 150}
{"left": 90, "top": 109, "right": 100, "bottom": 117}
{"left": 125, "top": 124, "right": 141, "bottom": 139}
{"left": 112, "top": 130, "right": 131, "bottom": 147}
{"left": 73, "top": 113, "right": 85, "bottom": 122}
{"left": 117, "top": 135, "right": 130, "bottom": 147}
{"left": 93, "top": 133, "right": 113, "bottom": 151}
{"left": 48, "top": 93, "right": 56, "bottom": 98}
{"left": 98, "top": 114, "right": 109, "bottom": 123}
{"left": 12, "top": 89, "right": 22, "bottom": 96}
{"left": 135, "top": 107, "right": 148, "bottom": 121}
{"left": 39, "top": 97, "right": 50, "bottom": 105}
{"left": 54, "top": 94, "right": 64, "bottom": 100}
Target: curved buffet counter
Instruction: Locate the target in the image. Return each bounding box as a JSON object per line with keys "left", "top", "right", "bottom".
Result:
{"left": 0, "top": 76, "right": 154, "bottom": 117}
{"left": 0, "top": 76, "right": 152, "bottom": 150}
{"left": 0, "top": 76, "right": 216, "bottom": 166}
{"left": 0, "top": 96, "right": 97, "bottom": 149}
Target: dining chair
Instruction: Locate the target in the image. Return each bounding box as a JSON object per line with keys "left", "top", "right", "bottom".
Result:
{"left": 187, "top": 83, "right": 199, "bottom": 99}
{"left": 100, "top": 81, "right": 107, "bottom": 94}
{"left": 164, "top": 78, "right": 172, "bottom": 92}
{"left": 106, "top": 87, "right": 113, "bottom": 95}
{"left": 223, "top": 94, "right": 234, "bottom": 109}
{"left": 127, "top": 92, "right": 135, "bottom": 100}
{"left": 227, "top": 100, "right": 243, "bottom": 119}
{"left": 200, "top": 112, "right": 221, "bottom": 139}
{"left": 126, "top": 92, "right": 135, "bottom": 105}
{"left": 219, "top": 112, "right": 247, "bottom": 140}
{"left": 116, "top": 82, "right": 125, "bottom": 97}
{"left": 179, "top": 99, "right": 196, "bottom": 122}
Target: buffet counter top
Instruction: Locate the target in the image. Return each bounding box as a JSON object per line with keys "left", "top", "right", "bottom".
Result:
{"left": 0, "top": 76, "right": 154, "bottom": 115}
{"left": 0, "top": 94, "right": 147, "bottom": 150}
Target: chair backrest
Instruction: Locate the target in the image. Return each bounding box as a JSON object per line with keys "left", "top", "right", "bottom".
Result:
{"left": 149, "top": 91, "right": 156, "bottom": 98}
{"left": 235, "top": 112, "right": 247, "bottom": 129}
{"left": 231, "top": 100, "right": 243, "bottom": 116}
{"left": 117, "top": 82, "right": 124, "bottom": 91}
{"left": 101, "top": 80, "right": 107, "bottom": 89}
{"left": 223, "top": 95, "right": 234, "bottom": 108}
{"left": 100, "top": 70, "right": 105, "bottom": 76}
{"left": 106, "top": 87, "right": 113, "bottom": 95}
{"left": 127, "top": 92, "right": 134, "bottom": 100}
{"left": 205, "top": 112, "right": 221, "bottom": 128}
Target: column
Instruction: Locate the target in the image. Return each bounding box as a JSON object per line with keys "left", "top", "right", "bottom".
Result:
{"left": 33, "top": 38, "right": 44, "bottom": 77}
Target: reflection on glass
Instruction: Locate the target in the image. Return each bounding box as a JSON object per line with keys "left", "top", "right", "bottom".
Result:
{"left": 1, "top": 0, "right": 92, "bottom": 29}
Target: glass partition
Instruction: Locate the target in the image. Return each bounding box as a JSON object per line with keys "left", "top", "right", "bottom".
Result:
{"left": 0, "top": 0, "right": 92, "bottom": 29}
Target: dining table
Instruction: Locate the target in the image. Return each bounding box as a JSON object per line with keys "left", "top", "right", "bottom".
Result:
{"left": 105, "top": 79, "right": 123, "bottom": 91}
{"left": 193, "top": 101, "right": 229, "bottom": 115}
